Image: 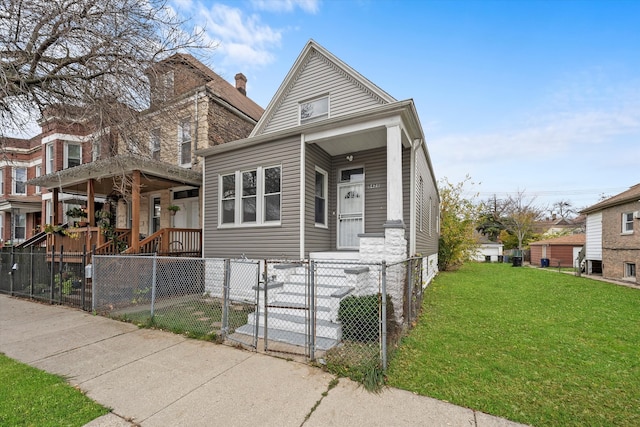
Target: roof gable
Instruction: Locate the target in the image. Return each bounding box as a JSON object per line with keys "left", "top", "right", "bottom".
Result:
{"left": 153, "top": 53, "right": 263, "bottom": 122}
{"left": 251, "top": 39, "right": 396, "bottom": 137}
{"left": 581, "top": 183, "right": 640, "bottom": 214}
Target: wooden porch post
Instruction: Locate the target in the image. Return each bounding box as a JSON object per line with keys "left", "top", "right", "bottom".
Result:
{"left": 86, "top": 179, "right": 95, "bottom": 226}
{"left": 131, "top": 170, "right": 141, "bottom": 253}
{"left": 52, "top": 188, "right": 60, "bottom": 224}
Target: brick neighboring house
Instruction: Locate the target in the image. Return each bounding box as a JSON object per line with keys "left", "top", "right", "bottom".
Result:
{"left": 0, "top": 137, "right": 43, "bottom": 245}
{"left": 529, "top": 234, "right": 585, "bottom": 268}
{"left": 4, "top": 53, "right": 263, "bottom": 254}
{"left": 581, "top": 183, "right": 640, "bottom": 284}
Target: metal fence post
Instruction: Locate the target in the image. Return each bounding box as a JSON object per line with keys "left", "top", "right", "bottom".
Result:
{"left": 309, "top": 260, "right": 316, "bottom": 361}
{"left": 381, "top": 260, "right": 388, "bottom": 371}
{"left": 405, "top": 258, "right": 412, "bottom": 326}
{"left": 49, "top": 248, "right": 55, "bottom": 304}
{"left": 30, "top": 247, "right": 35, "bottom": 298}
{"left": 222, "top": 258, "right": 230, "bottom": 339}
{"left": 263, "top": 260, "right": 269, "bottom": 352}
{"left": 9, "top": 245, "right": 14, "bottom": 296}
{"left": 252, "top": 260, "right": 260, "bottom": 349}
{"left": 150, "top": 253, "right": 157, "bottom": 318}
{"left": 81, "top": 245, "right": 87, "bottom": 310}
{"left": 58, "top": 246, "right": 64, "bottom": 303}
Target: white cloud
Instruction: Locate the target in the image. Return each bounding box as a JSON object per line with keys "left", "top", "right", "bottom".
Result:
{"left": 251, "top": 0, "right": 320, "bottom": 14}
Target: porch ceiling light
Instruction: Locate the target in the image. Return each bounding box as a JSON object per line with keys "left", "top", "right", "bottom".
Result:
{"left": 346, "top": 155, "right": 353, "bottom": 162}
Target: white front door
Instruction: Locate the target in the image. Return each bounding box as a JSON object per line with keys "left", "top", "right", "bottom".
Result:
{"left": 337, "top": 182, "right": 364, "bottom": 249}
{"left": 173, "top": 199, "right": 198, "bottom": 228}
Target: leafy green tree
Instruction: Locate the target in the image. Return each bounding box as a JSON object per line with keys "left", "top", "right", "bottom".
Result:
{"left": 502, "top": 190, "right": 543, "bottom": 251}
{"left": 438, "top": 176, "right": 480, "bottom": 271}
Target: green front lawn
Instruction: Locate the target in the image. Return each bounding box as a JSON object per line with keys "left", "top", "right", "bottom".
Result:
{"left": 0, "top": 353, "right": 108, "bottom": 426}
{"left": 387, "top": 263, "right": 640, "bottom": 426}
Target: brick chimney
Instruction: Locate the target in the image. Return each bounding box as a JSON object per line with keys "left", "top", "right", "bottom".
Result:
{"left": 235, "top": 73, "right": 247, "bottom": 96}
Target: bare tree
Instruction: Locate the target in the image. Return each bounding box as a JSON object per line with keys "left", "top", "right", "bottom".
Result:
{"left": 502, "top": 190, "right": 544, "bottom": 251}
{"left": 0, "top": 0, "right": 210, "bottom": 137}
{"left": 550, "top": 200, "right": 576, "bottom": 220}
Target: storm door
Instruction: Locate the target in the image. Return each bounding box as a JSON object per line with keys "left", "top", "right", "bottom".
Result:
{"left": 337, "top": 167, "right": 364, "bottom": 249}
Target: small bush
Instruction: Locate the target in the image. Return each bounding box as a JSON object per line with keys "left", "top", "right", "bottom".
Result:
{"left": 338, "top": 294, "right": 379, "bottom": 342}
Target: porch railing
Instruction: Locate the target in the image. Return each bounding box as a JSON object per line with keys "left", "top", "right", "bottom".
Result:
{"left": 124, "top": 228, "right": 201, "bottom": 256}
{"left": 94, "top": 229, "right": 132, "bottom": 255}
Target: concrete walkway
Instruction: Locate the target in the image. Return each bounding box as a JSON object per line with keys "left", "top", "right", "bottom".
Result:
{"left": 0, "top": 295, "right": 527, "bottom": 427}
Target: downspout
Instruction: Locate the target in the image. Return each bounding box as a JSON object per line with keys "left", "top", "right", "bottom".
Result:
{"left": 409, "top": 138, "right": 420, "bottom": 256}
{"left": 299, "top": 134, "right": 306, "bottom": 260}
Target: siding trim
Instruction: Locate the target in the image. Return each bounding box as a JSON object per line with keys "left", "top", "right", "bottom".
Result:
{"left": 409, "top": 139, "right": 416, "bottom": 255}
{"left": 300, "top": 135, "right": 306, "bottom": 259}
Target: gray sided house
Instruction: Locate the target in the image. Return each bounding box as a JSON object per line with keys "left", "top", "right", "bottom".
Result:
{"left": 197, "top": 40, "right": 439, "bottom": 281}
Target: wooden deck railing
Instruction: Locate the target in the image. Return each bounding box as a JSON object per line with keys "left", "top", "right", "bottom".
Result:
{"left": 124, "top": 228, "right": 201, "bottom": 256}
{"left": 36, "top": 227, "right": 201, "bottom": 258}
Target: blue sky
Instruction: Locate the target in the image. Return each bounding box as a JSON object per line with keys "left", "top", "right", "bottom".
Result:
{"left": 177, "top": 0, "right": 640, "bottom": 211}
{"left": 18, "top": 0, "right": 640, "bottom": 211}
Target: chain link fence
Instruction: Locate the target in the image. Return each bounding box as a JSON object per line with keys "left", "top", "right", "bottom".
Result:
{"left": 4, "top": 251, "right": 432, "bottom": 382}
{"left": 92, "top": 255, "right": 260, "bottom": 343}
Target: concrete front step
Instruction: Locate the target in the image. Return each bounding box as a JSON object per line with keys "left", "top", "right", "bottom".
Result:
{"left": 247, "top": 311, "right": 342, "bottom": 340}
{"left": 262, "top": 304, "right": 334, "bottom": 321}
{"left": 281, "top": 281, "right": 353, "bottom": 296}
{"left": 288, "top": 272, "right": 347, "bottom": 286}
{"left": 233, "top": 324, "right": 338, "bottom": 351}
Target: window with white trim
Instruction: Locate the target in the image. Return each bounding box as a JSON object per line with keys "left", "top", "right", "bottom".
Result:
{"left": 14, "top": 212, "right": 26, "bottom": 241}
{"left": 45, "top": 200, "right": 52, "bottom": 225}
{"left": 300, "top": 96, "right": 329, "bottom": 124}
{"left": 64, "top": 142, "right": 81, "bottom": 169}
{"left": 315, "top": 168, "right": 328, "bottom": 226}
{"left": 0, "top": 212, "right": 3, "bottom": 242}
{"left": 219, "top": 166, "right": 281, "bottom": 226}
{"left": 150, "top": 128, "right": 161, "bottom": 160}
{"left": 624, "top": 262, "right": 636, "bottom": 279}
{"left": 46, "top": 143, "right": 54, "bottom": 173}
{"left": 0, "top": 167, "right": 4, "bottom": 195}
{"left": 13, "top": 167, "right": 26, "bottom": 195}
{"left": 622, "top": 212, "right": 634, "bottom": 234}
{"left": 92, "top": 138, "right": 101, "bottom": 161}
{"left": 35, "top": 165, "right": 41, "bottom": 193}
{"left": 179, "top": 119, "right": 191, "bottom": 166}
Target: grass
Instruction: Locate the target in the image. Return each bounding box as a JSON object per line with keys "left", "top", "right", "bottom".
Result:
{"left": 116, "top": 296, "right": 250, "bottom": 341}
{"left": 0, "top": 353, "right": 108, "bottom": 426}
{"left": 386, "top": 263, "right": 640, "bottom": 427}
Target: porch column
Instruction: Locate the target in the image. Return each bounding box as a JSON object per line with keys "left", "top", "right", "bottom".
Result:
{"left": 52, "top": 188, "right": 60, "bottom": 224}
{"left": 386, "top": 124, "right": 404, "bottom": 223}
{"left": 131, "top": 170, "right": 141, "bottom": 253}
{"left": 86, "top": 179, "right": 95, "bottom": 226}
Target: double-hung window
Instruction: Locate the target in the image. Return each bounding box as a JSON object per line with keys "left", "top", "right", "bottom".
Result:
{"left": 0, "top": 167, "right": 4, "bottom": 195}
{"left": 46, "top": 143, "right": 55, "bottom": 173}
{"left": 300, "top": 95, "right": 329, "bottom": 124}
{"left": 35, "top": 165, "right": 41, "bottom": 193}
{"left": 14, "top": 212, "right": 26, "bottom": 241}
{"left": 64, "top": 143, "right": 81, "bottom": 169}
{"left": 315, "top": 168, "right": 327, "bottom": 226}
{"left": 220, "top": 166, "right": 281, "bottom": 226}
{"left": 179, "top": 119, "right": 191, "bottom": 166}
{"left": 624, "top": 263, "right": 636, "bottom": 279}
{"left": 13, "top": 167, "right": 26, "bottom": 195}
{"left": 622, "top": 212, "right": 634, "bottom": 234}
{"left": 150, "top": 128, "right": 161, "bottom": 160}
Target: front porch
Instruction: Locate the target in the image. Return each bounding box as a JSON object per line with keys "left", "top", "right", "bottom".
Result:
{"left": 28, "top": 155, "right": 203, "bottom": 256}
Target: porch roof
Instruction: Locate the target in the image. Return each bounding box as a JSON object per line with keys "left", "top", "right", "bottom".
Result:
{"left": 0, "top": 196, "right": 42, "bottom": 213}
{"left": 27, "top": 155, "right": 202, "bottom": 195}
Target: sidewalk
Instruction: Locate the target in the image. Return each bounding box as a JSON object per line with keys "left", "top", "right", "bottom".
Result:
{"left": 0, "top": 295, "right": 527, "bottom": 427}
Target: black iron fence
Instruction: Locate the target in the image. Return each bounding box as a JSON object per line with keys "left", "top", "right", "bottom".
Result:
{"left": 0, "top": 246, "right": 91, "bottom": 310}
